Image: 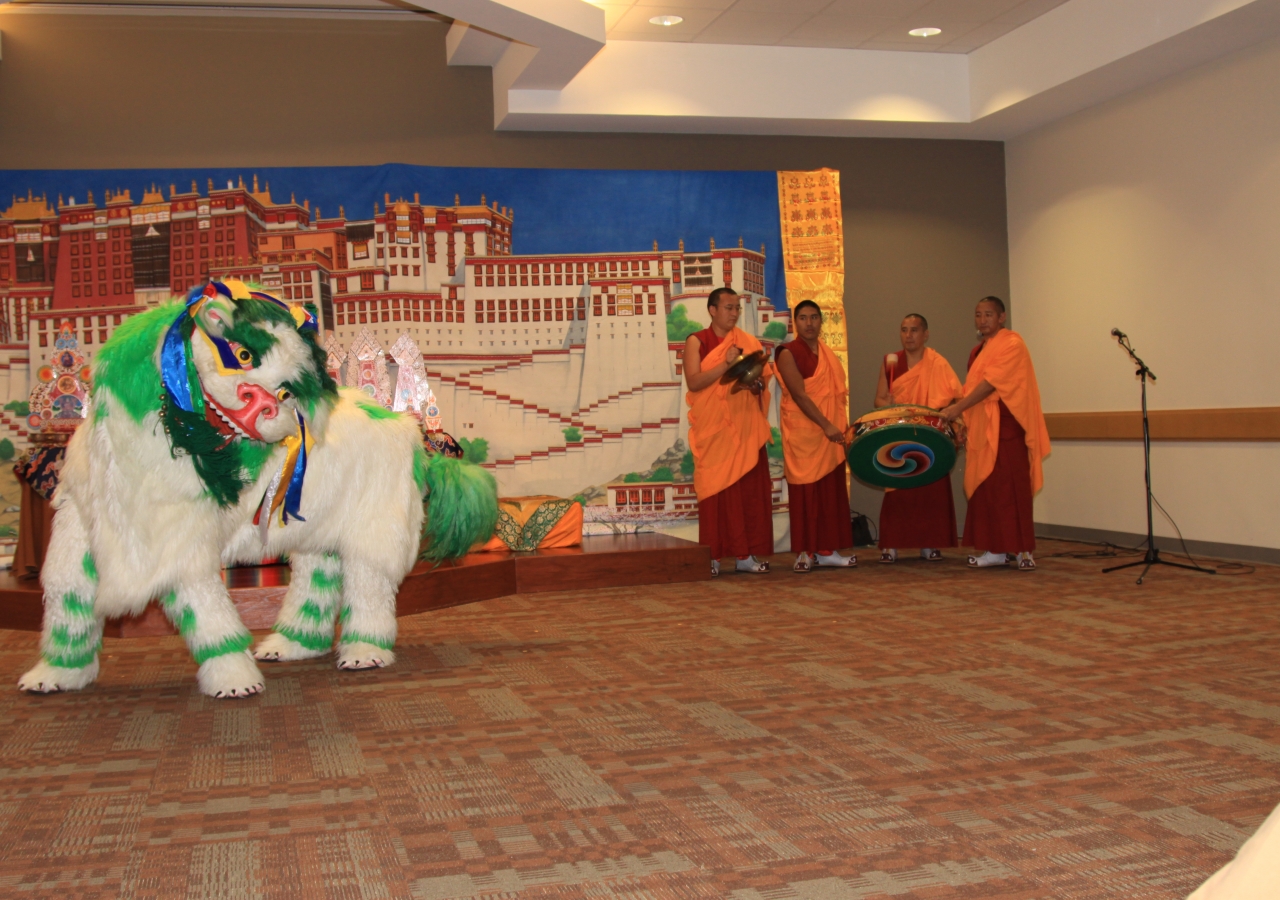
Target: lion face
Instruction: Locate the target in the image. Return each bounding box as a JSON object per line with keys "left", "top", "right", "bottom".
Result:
{"left": 178, "top": 281, "right": 336, "bottom": 447}
{"left": 189, "top": 314, "right": 322, "bottom": 445}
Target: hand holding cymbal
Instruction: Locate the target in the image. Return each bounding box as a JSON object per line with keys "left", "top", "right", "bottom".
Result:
{"left": 720, "top": 350, "right": 767, "bottom": 394}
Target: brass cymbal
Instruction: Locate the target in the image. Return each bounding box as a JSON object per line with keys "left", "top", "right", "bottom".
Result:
{"left": 720, "top": 350, "right": 767, "bottom": 392}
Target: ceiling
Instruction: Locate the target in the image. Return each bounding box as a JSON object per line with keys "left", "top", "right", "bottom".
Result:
{"left": 4, "top": 0, "right": 1074, "bottom": 49}
{"left": 5, "top": 0, "right": 1280, "bottom": 139}
{"left": 596, "top": 0, "right": 1073, "bottom": 53}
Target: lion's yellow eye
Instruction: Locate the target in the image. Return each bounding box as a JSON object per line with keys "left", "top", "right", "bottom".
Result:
{"left": 276, "top": 388, "right": 292, "bottom": 402}
{"left": 234, "top": 347, "right": 254, "bottom": 366}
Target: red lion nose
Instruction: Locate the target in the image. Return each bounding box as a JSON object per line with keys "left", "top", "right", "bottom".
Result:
{"left": 207, "top": 382, "right": 279, "bottom": 441}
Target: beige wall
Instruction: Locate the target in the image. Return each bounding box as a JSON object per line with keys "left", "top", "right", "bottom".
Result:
{"left": 0, "top": 11, "right": 1010, "bottom": 521}
{"left": 1008, "top": 34, "right": 1280, "bottom": 550}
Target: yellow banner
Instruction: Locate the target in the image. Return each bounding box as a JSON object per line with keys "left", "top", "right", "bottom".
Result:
{"left": 777, "top": 169, "right": 846, "bottom": 381}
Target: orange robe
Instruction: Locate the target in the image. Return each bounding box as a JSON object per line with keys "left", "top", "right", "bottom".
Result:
{"left": 960, "top": 329, "right": 1051, "bottom": 553}
{"left": 878, "top": 348, "right": 963, "bottom": 550}
{"left": 688, "top": 327, "right": 775, "bottom": 558}
{"left": 776, "top": 339, "right": 852, "bottom": 554}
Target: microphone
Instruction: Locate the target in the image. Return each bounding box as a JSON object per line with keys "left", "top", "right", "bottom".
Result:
{"left": 1111, "top": 328, "right": 1127, "bottom": 339}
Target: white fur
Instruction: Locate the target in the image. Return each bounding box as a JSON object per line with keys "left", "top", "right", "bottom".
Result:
{"left": 253, "top": 632, "right": 318, "bottom": 662}
{"left": 20, "top": 306, "right": 423, "bottom": 698}
{"left": 17, "top": 658, "right": 100, "bottom": 693}
{"left": 336, "top": 642, "right": 395, "bottom": 670}
{"left": 197, "top": 651, "right": 265, "bottom": 698}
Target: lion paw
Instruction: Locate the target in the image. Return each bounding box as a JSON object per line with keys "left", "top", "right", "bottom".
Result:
{"left": 197, "top": 651, "right": 265, "bottom": 699}
{"left": 254, "top": 631, "right": 328, "bottom": 662}
{"left": 18, "top": 658, "right": 100, "bottom": 693}
{"left": 336, "top": 642, "right": 395, "bottom": 671}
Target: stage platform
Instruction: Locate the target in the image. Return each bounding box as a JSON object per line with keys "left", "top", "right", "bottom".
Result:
{"left": 0, "top": 532, "right": 710, "bottom": 637}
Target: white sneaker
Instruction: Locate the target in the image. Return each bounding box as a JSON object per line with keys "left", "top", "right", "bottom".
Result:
{"left": 967, "top": 551, "right": 1009, "bottom": 568}
{"left": 711, "top": 559, "right": 720, "bottom": 577}
{"left": 920, "top": 548, "right": 943, "bottom": 561}
{"left": 815, "top": 551, "right": 855, "bottom": 568}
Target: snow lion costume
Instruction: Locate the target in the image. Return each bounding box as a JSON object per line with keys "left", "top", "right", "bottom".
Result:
{"left": 19, "top": 280, "right": 497, "bottom": 699}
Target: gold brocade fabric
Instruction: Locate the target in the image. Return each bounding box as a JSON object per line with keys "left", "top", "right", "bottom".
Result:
{"left": 777, "top": 170, "right": 847, "bottom": 381}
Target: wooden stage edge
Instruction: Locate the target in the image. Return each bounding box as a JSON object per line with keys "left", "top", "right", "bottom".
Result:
{"left": 0, "top": 533, "right": 711, "bottom": 638}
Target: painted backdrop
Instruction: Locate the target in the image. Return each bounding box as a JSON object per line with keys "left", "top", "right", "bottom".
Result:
{"left": 0, "top": 165, "right": 803, "bottom": 536}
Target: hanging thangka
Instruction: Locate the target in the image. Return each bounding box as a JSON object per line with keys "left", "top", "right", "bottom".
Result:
{"left": 776, "top": 169, "right": 847, "bottom": 383}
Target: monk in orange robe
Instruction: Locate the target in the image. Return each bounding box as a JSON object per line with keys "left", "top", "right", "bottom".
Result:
{"left": 873, "top": 313, "right": 963, "bottom": 563}
{"left": 941, "top": 297, "right": 1051, "bottom": 571}
{"left": 685, "top": 287, "right": 775, "bottom": 577}
{"left": 775, "top": 300, "right": 854, "bottom": 573}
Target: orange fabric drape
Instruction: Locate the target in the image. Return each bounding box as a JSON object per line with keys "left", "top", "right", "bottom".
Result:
{"left": 890, "top": 347, "right": 963, "bottom": 409}
{"left": 778, "top": 339, "right": 847, "bottom": 485}
{"left": 687, "top": 327, "right": 774, "bottom": 500}
{"left": 961, "top": 329, "right": 1051, "bottom": 499}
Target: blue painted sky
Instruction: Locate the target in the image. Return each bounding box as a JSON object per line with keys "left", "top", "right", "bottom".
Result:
{"left": 1, "top": 164, "right": 787, "bottom": 309}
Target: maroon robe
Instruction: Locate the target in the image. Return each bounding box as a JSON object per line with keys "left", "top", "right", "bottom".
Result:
{"left": 776, "top": 341, "right": 854, "bottom": 554}
{"left": 961, "top": 341, "right": 1036, "bottom": 553}
{"left": 695, "top": 328, "right": 774, "bottom": 559}
{"left": 877, "top": 351, "right": 958, "bottom": 549}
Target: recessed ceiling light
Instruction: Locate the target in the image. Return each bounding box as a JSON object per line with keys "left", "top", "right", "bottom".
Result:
{"left": 650, "top": 15, "right": 683, "bottom": 26}
{"left": 909, "top": 27, "right": 942, "bottom": 37}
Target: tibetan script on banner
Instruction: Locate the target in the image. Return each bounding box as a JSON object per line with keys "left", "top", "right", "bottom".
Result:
{"left": 777, "top": 169, "right": 843, "bottom": 273}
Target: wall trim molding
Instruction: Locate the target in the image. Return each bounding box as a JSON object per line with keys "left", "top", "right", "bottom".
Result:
{"left": 1045, "top": 407, "right": 1280, "bottom": 441}
{"left": 1036, "top": 522, "right": 1280, "bottom": 566}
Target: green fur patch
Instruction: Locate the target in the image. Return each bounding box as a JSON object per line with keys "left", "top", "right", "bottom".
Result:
{"left": 413, "top": 445, "right": 429, "bottom": 494}
{"left": 92, "top": 303, "right": 183, "bottom": 423}
{"left": 49, "top": 623, "right": 95, "bottom": 649}
{"left": 62, "top": 592, "right": 94, "bottom": 618}
{"left": 298, "top": 599, "right": 333, "bottom": 623}
{"left": 337, "top": 631, "right": 395, "bottom": 651}
{"left": 356, "top": 401, "right": 399, "bottom": 421}
{"left": 310, "top": 568, "right": 342, "bottom": 593}
{"left": 277, "top": 623, "right": 334, "bottom": 652}
{"left": 44, "top": 641, "right": 102, "bottom": 670}
{"left": 177, "top": 607, "right": 197, "bottom": 637}
{"left": 191, "top": 632, "right": 253, "bottom": 665}
{"left": 81, "top": 553, "right": 97, "bottom": 582}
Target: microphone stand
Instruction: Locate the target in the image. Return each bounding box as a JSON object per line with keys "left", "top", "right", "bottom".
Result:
{"left": 1102, "top": 331, "right": 1214, "bottom": 584}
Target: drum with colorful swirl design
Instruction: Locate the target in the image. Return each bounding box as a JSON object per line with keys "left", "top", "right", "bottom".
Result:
{"left": 846, "top": 404, "right": 959, "bottom": 489}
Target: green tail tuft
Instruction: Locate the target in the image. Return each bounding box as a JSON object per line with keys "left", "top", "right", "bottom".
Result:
{"left": 419, "top": 454, "right": 499, "bottom": 564}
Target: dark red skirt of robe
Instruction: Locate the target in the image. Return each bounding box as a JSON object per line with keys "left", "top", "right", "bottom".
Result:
{"left": 962, "top": 401, "right": 1036, "bottom": 553}
{"left": 788, "top": 462, "right": 853, "bottom": 554}
{"left": 699, "top": 446, "right": 774, "bottom": 559}
{"left": 878, "top": 473, "right": 958, "bottom": 549}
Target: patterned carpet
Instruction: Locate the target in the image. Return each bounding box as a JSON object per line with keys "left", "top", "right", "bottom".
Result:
{"left": 0, "top": 540, "right": 1277, "bottom": 899}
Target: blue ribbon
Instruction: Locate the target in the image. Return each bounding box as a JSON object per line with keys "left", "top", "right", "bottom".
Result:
{"left": 282, "top": 411, "right": 308, "bottom": 524}
{"left": 159, "top": 285, "right": 207, "bottom": 413}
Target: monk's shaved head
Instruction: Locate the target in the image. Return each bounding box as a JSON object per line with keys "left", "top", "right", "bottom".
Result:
{"left": 899, "top": 313, "right": 928, "bottom": 353}
{"left": 975, "top": 295, "right": 1007, "bottom": 337}
{"left": 707, "top": 287, "right": 737, "bottom": 310}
